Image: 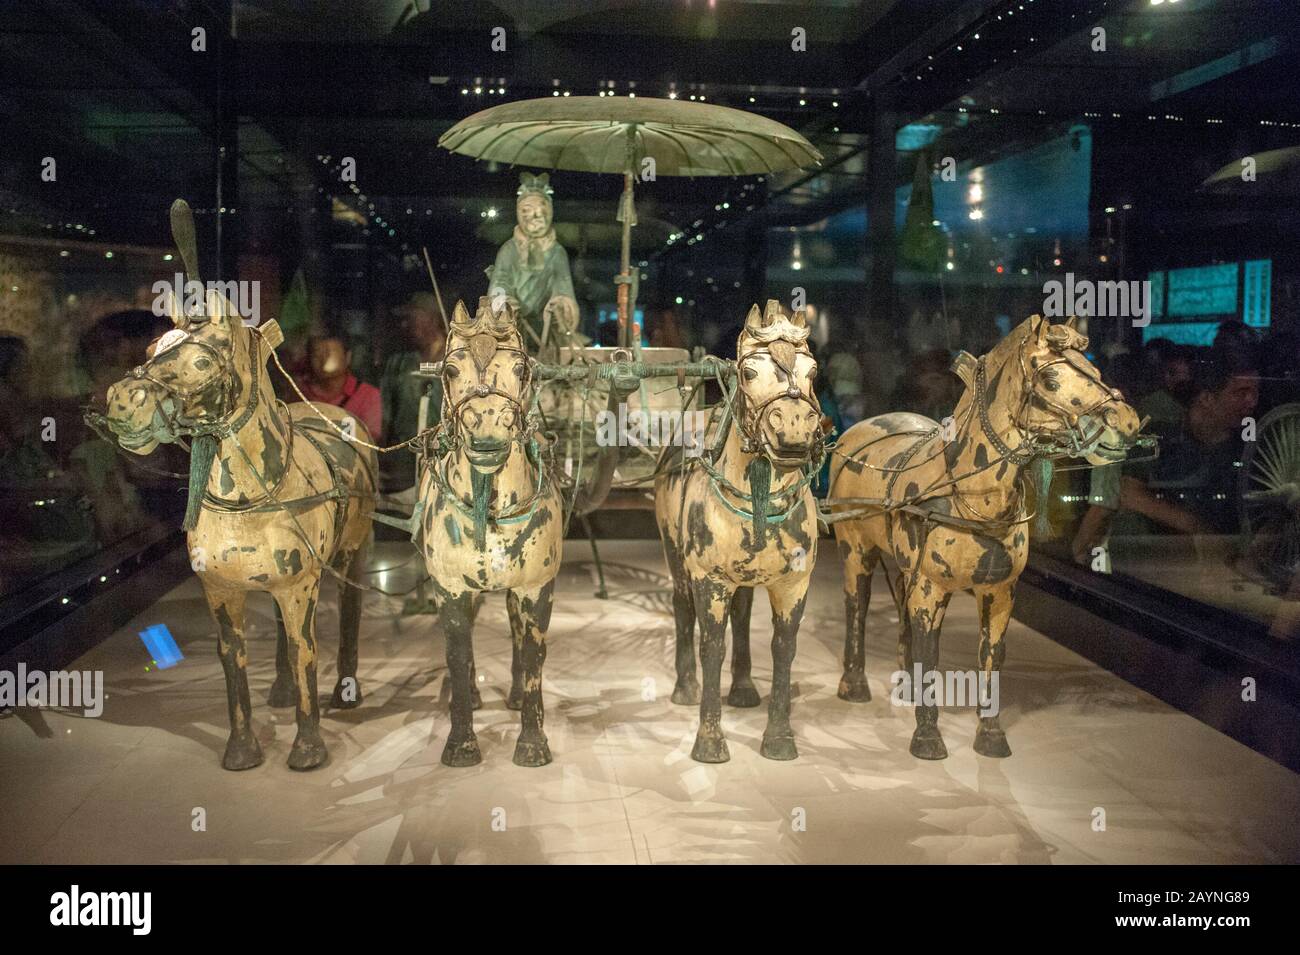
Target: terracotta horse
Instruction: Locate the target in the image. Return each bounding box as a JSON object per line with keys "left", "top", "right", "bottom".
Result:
{"left": 655, "top": 300, "right": 823, "bottom": 762}
{"left": 418, "top": 298, "right": 564, "bottom": 767}
{"left": 94, "top": 200, "right": 376, "bottom": 771}
{"left": 828, "top": 315, "right": 1141, "bottom": 759}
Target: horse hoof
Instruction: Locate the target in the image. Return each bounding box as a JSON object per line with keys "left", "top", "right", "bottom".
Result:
{"left": 726, "top": 684, "right": 761, "bottom": 708}
{"left": 287, "top": 734, "right": 328, "bottom": 771}
{"left": 974, "top": 727, "right": 1012, "bottom": 758}
{"left": 441, "top": 736, "right": 482, "bottom": 767}
{"left": 506, "top": 685, "right": 524, "bottom": 711}
{"left": 837, "top": 672, "right": 872, "bottom": 702}
{"left": 671, "top": 683, "right": 701, "bottom": 706}
{"left": 512, "top": 736, "right": 552, "bottom": 767}
{"left": 760, "top": 734, "right": 798, "bottom": 761}
{"left": 267, "top": 678, "right": 296, "bottom": 708}
{"left": 470, "top": 687, "right": 483, "bottom": 711}
{"left": 909, "top": 728, "right": 948, "bottom": 761}
{"left": 330, "top": 682, "right": 363, "bottom": 709}
{"left": 690, "top": 732, "right": 730, "bottom": 763}
{"left": 222, "top": 735, "right": 264, "bottom": 771}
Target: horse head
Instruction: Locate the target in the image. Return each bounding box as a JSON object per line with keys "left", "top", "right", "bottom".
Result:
{"left": 1008, "top": 314, "right": 1142, "bottom": 465}
{"left": 440, "top": 296, "right": 533, "bottom": 473}
{"left": 98, "top": 212, "right": 255, "bottom": 455}
{"left": 736, "top": 300, "right": 822, "bottom": 470}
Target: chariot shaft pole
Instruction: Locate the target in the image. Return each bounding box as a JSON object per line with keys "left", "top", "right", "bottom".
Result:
{"left": 534, "top": 360, "right": 733, "bottom": 382}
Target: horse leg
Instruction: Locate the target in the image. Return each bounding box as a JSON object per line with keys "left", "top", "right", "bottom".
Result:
{"left": 726, "top": 586, "right": 760, "bottom": 707}
{"left": 665, "top": 541, "right": 700, "bottom": 705}
{"left": 906, "top": 574, "right": 952, "bottom": 760}
{"left": 267, "top": 601, "right": 295, "bottom": 707}
{"left": 330, "top": 541, "right": 367, "bottom": 709}
{"left": 509, "top": 582, "right": 555, "bottom": 767}
{"left": 837, "top": 542, "right": 878, "bottom": 702}
{"left": 761, "top": 576, "right": 810, "bottom": 760}
{"left": 468, "top": 595, "right": 484, "bottom": 710}
{"left": 690, "top": 577, "right": 734, "bottom": 763}
{"left": 973, "top": 583, "right": 1014, "bottom": 758}
{"left": 275, "top": 577, "right": 328, "bottom": 770}
{"left": 505, "top": 591, "right": 525, "bottom": 711}
{"left": 438, "top": 591, "right": 481, "bottom": 766}
{"left": 890, "top": 565, "right": 915, "bottom": 703}
{"left": 203, "top": 583, "right": 263, "bottom": 770}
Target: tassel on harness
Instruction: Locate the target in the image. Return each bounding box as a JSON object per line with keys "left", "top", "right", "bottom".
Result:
{"left": 184, "top": 433, "right": 219, "bottom": 532}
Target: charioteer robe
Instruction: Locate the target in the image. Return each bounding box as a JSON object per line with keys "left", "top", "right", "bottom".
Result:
{"left": 487, "top": 226, "right": 578, "bottom": 349}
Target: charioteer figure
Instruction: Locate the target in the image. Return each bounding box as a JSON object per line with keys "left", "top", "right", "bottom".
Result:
{"left": 486, "top": 172, "right": 581, "bottom": 353}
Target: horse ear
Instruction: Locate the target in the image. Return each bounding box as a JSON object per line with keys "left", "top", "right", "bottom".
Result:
{"left": 791, "top": 309, "right": 808, "bottom": 328}
{"left": 744, "top": 303, "right": 763, "bottom": 330}
{"left": 763, "top": 299, "right": 782, "bottom": 327}
{"left": 1031, "top": 314, "right": 1048, "bottom": 342}
{"left": 203, "top": 287, "right": 235, "bottom": 330}
{"left": 164, "top": 288, "right": 187, "bottom": 329}
{"left": 1066, "top": 315, "right": 1079, "bottom": 330}
{"left": 451, "top": 300, "right": 471, "bottom": 328}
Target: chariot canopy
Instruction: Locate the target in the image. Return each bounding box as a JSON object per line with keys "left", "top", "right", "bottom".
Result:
{"left": 439, "top": 96, "right": 822, "bottom": 352}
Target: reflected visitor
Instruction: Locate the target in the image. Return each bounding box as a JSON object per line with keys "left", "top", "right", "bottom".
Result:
{"left": 299, "top": 326, "right": 382, "bottom": 439}
{"left": 380, "top": 292, "right": 446, "bottom": 492}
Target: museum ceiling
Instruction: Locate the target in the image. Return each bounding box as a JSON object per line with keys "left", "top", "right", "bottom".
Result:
{"left": 1, "top": 0, "right": 1296, "bottom": 273}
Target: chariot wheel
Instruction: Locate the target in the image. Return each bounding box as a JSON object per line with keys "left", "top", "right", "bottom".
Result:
{"left": 1239, "top": 403, "right": 1300, "bottom": 592}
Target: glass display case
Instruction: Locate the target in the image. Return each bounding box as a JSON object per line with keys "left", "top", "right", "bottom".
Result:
{"left": 2, "top": 0, "right": 1298, "bottom": 880}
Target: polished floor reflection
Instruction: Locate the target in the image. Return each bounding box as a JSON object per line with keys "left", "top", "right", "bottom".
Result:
{"left": 3, "top": 540, "right": 1298, "bottom": 864}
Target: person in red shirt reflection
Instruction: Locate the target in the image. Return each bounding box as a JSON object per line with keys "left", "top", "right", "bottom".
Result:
{"left": 299, "top": 330, "right": 382, "bottom": 440}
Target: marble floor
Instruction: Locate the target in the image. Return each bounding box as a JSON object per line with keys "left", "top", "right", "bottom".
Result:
{"left": 3, "top": 540, "right": 1299, "bottom": 864}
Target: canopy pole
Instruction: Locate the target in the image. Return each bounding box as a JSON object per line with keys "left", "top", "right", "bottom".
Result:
{"left": 616, "top": 125, "right": 637, "bottom": 354}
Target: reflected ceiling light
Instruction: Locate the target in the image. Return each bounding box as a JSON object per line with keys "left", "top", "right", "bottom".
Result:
{"left": 968, "top": 183, "right": 983, "bottom": 203}
{"left": 968, "top": 208, "right": 984, "bottom": 220}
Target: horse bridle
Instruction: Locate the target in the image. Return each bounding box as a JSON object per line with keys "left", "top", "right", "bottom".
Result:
{"left": 734, "top": 344, "right": 824, "bottom": 462}
{"left": 439, "top": 342, "right": 536, "bottom": 452}
{"left": 110, "top": 330, "right": 255, "bottom": 444}
{"left": 978, "top": 339, "right": 1126, "bottom": 465}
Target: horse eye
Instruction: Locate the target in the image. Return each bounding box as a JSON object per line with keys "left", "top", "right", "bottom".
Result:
{"left": 1043, "top": 378, "right": 1060, "bottom": 392}
{"left": 445, "top": 365, "right": 460, "bottom": 379}
{"left": 808, "top": 365, "right": 818, "bottom": 381}
{"left": 742, "top": 366, "right": 758, "bottom": 382}
{"left": 514, "top": 362, "right": 526, "bottom": 379}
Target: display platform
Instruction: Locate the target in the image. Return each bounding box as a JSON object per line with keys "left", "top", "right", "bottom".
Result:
{"left": 3, "top": 540, "right": 1297, "bottom": 865}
